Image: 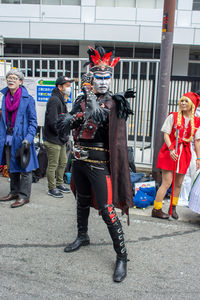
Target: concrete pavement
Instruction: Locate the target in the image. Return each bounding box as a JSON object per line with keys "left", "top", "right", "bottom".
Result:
{"left": 0, "top": 175, "right": 200, "bottom": 300}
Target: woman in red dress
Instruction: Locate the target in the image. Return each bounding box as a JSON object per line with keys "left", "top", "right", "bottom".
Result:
{"left": 152, "top": 92, "right": 200, "bottom": 219}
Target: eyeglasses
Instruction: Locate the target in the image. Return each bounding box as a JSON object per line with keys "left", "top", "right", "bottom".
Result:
{"left": 6, "top": 76, "right": 20, "bottom": 81}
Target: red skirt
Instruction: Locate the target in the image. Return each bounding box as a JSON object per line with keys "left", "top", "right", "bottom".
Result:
{"left": 157, "top": 141, "right": 191, "bottom": 174}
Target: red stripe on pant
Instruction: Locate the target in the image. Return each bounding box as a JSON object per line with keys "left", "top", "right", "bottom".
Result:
{"left": 106, "top": 175, "right": 116, "bottom": 223}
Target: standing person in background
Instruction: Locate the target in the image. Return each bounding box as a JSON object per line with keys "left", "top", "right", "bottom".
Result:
{"left": 152, "top": 92, "right": 200, "bottom": 219}
{"left": 0, "top": 69, "right": 39, "bottom": 208}
{"left": 44, "top": 76, "right": 74, "bottom": 198}
{"left": 179, "top": 101, "right": 200, "bottom": 206}
{"left": 57, "top": 45, "right": 134, "bottom": 282}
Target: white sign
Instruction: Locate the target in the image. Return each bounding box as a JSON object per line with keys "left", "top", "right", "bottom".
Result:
{"left": 135, "top": 180, "right": 155, "bottom": 194}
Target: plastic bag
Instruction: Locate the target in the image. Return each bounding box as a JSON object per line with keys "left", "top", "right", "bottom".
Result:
{"left": 130, "top": 172, "right": 144, "bottom": 186}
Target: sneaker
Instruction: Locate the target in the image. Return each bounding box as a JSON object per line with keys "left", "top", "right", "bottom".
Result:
{"left": 56, "top": 184, "right": 71, "bottom": 193}
{"left": 48, "top": 188, "right": 64, "bottom": 198}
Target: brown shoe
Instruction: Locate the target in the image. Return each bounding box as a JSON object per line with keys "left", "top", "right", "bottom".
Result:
{"left": 0, "top": 194, "right": 19, "bottom": 202}
{"left": 169, "top": 206, "right": 179, "bottom": 220}
{"left": 11, "top": 198, "right": 29, "bottom": 208}
{"left": 152, "top": 208, "right": 169, "bottom": 219}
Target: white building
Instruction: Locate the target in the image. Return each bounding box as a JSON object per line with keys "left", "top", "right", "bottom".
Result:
{"left": 0, "top": 0, "right": 200, "bottom": 76}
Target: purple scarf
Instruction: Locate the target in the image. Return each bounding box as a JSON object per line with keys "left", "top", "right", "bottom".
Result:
{"left": 5, "top": 87, "right": 21, "bottom": 128}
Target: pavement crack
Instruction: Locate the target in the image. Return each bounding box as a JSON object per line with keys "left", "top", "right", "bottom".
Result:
{"left": 0, "top": 228, "right": 199, "bottom": 249}
{"left": 0, "top": 243, "right": 66, "bottom": 249}
{"left": 128, "top": 228, "right": 200, "bottom": 244}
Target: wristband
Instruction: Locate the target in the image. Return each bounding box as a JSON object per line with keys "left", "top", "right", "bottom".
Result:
{"left": 168, "top": 144, "right": 174, "bottom": 152}
{"left": 196, "top": 158, "right": 200, "bottom": 160}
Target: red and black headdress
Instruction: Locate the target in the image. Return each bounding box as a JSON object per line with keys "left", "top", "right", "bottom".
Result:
{"left": 84, "top": 45, "right": 120, "bottom": 74}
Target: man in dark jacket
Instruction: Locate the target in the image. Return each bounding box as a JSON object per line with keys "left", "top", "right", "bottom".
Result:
{"left": 44, "top": 76, "right": 74, "bottom": 198}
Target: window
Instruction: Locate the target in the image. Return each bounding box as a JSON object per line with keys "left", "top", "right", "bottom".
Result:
{"left": 4, "top": 43, "right": 21, "bottom": 55}
{"left": 22, "top": 0, "right": 40, "bottom": 3}
{"left": 2, "top": 0, "right": 20, "bottom": 3}
{"left": 135, "top": 48, "right": 153, "bottom": 59}
{"left": 153, "top": 48, "right": 160, "bottom": 58}
{"left": 1, "top": 0, "right": 81, "bottom": 4}
{"left": 62, "top": 0, "right": 81, "bottom": 5}
{"left": 188, "top": 63, "right": 200, "bottom": 76}
{"left": 61, "top": 45, "right": 79, "bottom": 56}
{"left": 115, "top": 47, "right": 133, "bottom": 58}
{"left": 42, "top": 0, "right": 61, "bottom": 4}
{"left": 40, "top": 0, "right": 81, "bottom": 4}
{"left": 2, "top": 0, "right": 40, "bottom": 2}
{"left": 193, "top": 0, "right": 200, "bottom": 10}
{"left": 96, "top": 0, "right": 136, "bottom": 7}
{"left": 96, "top": 0, "right": 114, "bottom": 6}
{"left": 22, "top": 44, "right": 40, "bottom": 55}
{"left": 42, "top": 44, "right": 60, "bottom": 55}
{"left": 97, "top": 46, "right": 133, "bottom": 58}
{"left": 189, "top": 49, "right": 200, "bottom": 60}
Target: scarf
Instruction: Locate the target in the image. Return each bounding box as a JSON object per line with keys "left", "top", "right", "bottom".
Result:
{"left": 5, "top": 87, "right": 21, "bottom": 128}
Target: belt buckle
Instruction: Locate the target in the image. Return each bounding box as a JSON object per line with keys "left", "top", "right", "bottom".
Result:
{"left": 74, "top": 148, "right": 88, "bottom": 160}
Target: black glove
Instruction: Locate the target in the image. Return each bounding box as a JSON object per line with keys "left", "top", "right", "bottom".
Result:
{"left": 124, "top": 89, "right": 136, "bottom": 99}
{"left": 81, "top": 73, "right": 94, "bottom": 88}
{"left": 81, "top": 73, "right": 94, "bottom": 101}
{"left": 57, "top": 113, "right": 73, "bottom": 137}
{"left": 82, "top": 85, "right": 109, "bottom": 123}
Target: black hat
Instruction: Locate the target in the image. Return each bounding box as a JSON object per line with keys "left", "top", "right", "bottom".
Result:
{"left": 15, "top": 143, "right": 31, "bottom": 170}
{"left": 56, "top": 76, "right": 74, "bottom": 86}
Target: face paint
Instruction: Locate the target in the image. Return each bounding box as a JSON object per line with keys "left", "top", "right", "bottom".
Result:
{"left": 93, "top": 73, "right": 111, "bottom": 94}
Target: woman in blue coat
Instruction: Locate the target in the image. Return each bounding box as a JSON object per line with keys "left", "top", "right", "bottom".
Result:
{"left": 0, "top": 69, "right": 39, "bottom": 208}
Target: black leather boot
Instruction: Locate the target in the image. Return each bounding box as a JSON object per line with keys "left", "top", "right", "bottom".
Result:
{"left": 64, "top": 232, "right": 90, "bottom": 252}
{"left": 64, "top": 197, "right": 90, "bottom": 253}
{"left": 168, "top": 206, "right": 179, "bottom": 220}
{"left": 101, "top": 205, "right": 127, "bottom": 282}
{"left": 113, "top": 256, "right": 127, "bottom": 283}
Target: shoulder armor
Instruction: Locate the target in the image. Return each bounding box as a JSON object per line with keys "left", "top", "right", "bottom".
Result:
{"left": 113, "top": 93, "right": 133, "bottom": 120}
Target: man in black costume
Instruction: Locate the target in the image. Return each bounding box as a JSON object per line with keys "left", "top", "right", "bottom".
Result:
{"left": 58, "top": 45, "right": 134, "bottom": 282}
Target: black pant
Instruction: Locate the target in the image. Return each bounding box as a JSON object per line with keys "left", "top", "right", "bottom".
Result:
{"left": 72, "top": 160, "right": 112, "bottom": 210}
{"left": 72, "top": 160, "right": 127, "bottom": 259}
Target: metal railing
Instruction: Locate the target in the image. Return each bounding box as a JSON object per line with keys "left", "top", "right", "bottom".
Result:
{"left": 2, "top": 57, "right": 197, "bottom": 167}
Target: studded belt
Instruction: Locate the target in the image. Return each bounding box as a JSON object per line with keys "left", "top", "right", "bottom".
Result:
{"left": 72, "top": 145, "right": 109, "bottom": 163}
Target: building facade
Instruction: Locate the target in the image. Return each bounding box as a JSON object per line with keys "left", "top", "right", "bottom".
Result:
{"left": 0, "top": 0, "right": 200, "bottom": 76}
